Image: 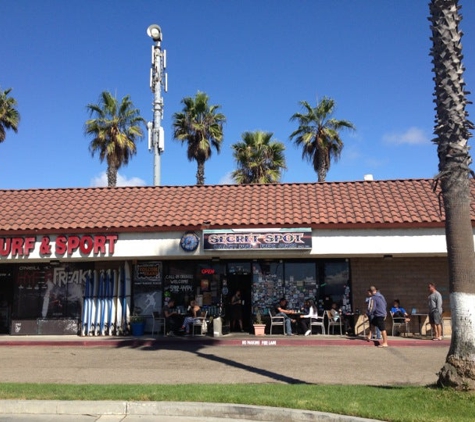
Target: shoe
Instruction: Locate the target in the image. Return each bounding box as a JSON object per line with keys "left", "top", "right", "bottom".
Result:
{"left": 167, "top": 331, "right": 175, "bottom": 337}
{"left": 286, "top": 333, "right": 295, "bottom": 336}
{"left": 305, "top": 330, "right": 311, "bottom": 336}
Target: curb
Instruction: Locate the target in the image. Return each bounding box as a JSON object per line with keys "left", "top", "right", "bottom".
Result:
{"left": 0, "top": 400, "right": 382, "bottom": 421}
{"left": 0, "top": 335, "right": 450, "bottom": 348}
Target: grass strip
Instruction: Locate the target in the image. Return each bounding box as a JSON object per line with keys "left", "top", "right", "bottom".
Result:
{"left": 0, "top": 383, "right": 474, "bottom": 422}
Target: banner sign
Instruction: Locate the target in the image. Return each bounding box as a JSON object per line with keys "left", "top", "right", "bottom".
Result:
{"left": 0, "top": 234, "right": 118, "bottom": 258}
{"left": 134, "top": 261, "right": 162, "bottom": 286}
{"left": 203, "top": 228, "right": 312, "bottom": 251}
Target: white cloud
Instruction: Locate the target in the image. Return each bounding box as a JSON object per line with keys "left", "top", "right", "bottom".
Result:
{"left": 218, "top": 172, "right": 235, "bottom": 185}
{"left": 90, "top": 172, "right": 147, "bottom": 187}
{"left": 382, "top": 127, "right": 429, "bottom": 145}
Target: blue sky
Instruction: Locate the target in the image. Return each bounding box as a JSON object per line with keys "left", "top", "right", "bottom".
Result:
{"left": 1, "top": 1, "right": 474, "bottom": 189}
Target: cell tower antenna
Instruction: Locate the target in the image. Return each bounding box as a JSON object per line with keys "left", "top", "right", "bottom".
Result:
{"left": 146, "top": 24, "right": 167, "bottom": 186}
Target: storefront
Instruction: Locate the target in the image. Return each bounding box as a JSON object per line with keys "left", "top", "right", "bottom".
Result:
{"left": 0, "top": 179, "right": 471, "bottom": 335}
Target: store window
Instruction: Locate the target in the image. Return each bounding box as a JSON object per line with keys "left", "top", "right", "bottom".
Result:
{"left": 251, "top": 261, "right": 284, "bottom": 311}
{"left": 163, "top": 261, "right": 225, "bottom": 317}
{"left": 132, "top": 261, "right": 162, "bottom": 317}
{"left": 13, "top": 264, "right": 89, "bottom": 320}
{"left": 319, "top": 260, "right": 351, "bottom": 312}
{"left": 164, "top": 261, "right": 196, "bottom": 311}
{"left": 284, "top": 262, "right": 318, "bottom": 310}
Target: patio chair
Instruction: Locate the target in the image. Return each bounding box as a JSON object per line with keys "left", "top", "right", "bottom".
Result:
{"left": 390, "top": 312, "right": 409, "bottom": 337}
{"left": 441, "top": 311, "right": 451, "bottom": 338}
{"left": 151, "top": 311, "right": 166, "bottom": 336}
{"left": 309, "top": 311, "right": 325, "bottom": 335}
{"left": 326, "top": 310, "right": 343, "bottom": 335}
{"left": 192, "top": 311, "right": 208, "bottom": 336}
{"left": 268, "top": 308, "right": 286, "bottom": 335}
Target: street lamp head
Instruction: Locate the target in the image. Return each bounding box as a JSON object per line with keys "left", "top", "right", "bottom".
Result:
{"left": 147, "top": 24, "right": 162, "bottom": 42}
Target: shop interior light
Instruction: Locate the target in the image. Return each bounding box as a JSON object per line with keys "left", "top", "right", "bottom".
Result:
{"left": 49, "top": 260, "right": 61, "bottom": 266}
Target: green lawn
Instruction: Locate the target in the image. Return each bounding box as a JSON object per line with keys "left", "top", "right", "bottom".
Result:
{"left": 0, "top": 383, "right": 474, "bottom": 422}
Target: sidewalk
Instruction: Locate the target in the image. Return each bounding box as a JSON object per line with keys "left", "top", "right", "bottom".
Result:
{"left": 0, "top": 331, "right": 450, "bottom": 348}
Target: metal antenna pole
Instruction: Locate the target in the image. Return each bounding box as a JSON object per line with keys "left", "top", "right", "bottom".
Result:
{"left": 147, "top": 24, "right": 167, "bottom": 186}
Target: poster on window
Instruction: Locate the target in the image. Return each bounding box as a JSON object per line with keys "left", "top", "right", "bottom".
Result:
{"left": 14, "top": 263, "right": 91, "bottom": 319}
{"left": 133, "top": 261, "right": 163, "bottom": 317}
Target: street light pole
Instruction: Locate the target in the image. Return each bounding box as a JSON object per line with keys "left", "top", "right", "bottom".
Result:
{"left": 147, "top": 24, "right": 167, "bottom": 186}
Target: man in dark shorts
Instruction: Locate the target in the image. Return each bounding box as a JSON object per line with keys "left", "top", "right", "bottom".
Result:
{"left": 428, "top": 283, "right": 443, "bottom": 341}
{"left": 366, "top": 285, "right": 389, "bottom": 348}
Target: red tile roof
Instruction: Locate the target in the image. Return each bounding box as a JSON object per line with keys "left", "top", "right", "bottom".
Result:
{"left": 0, "top": 179, "right": 474, "bottom": 235}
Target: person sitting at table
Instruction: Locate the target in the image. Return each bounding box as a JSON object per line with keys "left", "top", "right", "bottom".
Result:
{"left": 299, "top": 299, "right": 319, "bottom": 336}
{"left": 274, "top": 297, "right": 296, "bottom": 336}
{"left": 330, "top": 302, "right": 341, "bottom": 321}
{"left": 330, "top": 302, "right": 350, "bottom": 334}
{"left": 180, "top": 299, "right": 201, "bottom": 335}
{"left": 390, "top": 299, "right": 411, "bottom": 323}
{"left": 162, "top": 298, "right": 180, "bottom": 336}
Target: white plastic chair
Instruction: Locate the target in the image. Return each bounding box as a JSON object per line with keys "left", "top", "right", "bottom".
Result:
{"left": 192, "top": 311, "right": 208, "bottom": 336}
{"left": 326, "top": 310, "right": 343, "bottom": 335}
{"left": 309, "top": 311, "right": 326, "bottom": 335}
{"left": 268, "top": 308, "right": 286, "bottom": 335}
{"left": 151, "top": 311, "right": 166, "bottom": 336}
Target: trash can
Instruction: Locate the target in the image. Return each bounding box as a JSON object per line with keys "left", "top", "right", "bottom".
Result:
{"left": 212, "top": 317, "right": 222, "bottom": 337}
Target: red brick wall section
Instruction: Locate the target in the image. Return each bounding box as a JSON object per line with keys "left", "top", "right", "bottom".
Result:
{"left": 350, "top": 257, "right": 450, "bottom": 336}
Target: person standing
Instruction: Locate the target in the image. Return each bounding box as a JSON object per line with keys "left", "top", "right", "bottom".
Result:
{"left": 365, "top": 289, "right": 381, "bottom": 340}
{"left": 428, "top": 283, "right": 443, "bottom": 341}
{"left": 231, "top": 290, "right": 244, "bottom": 332}
{"left": 366, "top": 285, "right": 389, "bottom": 348}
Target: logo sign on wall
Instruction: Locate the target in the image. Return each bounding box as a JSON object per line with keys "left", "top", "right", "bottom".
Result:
{"left": 134, "top": 261, "right": 162, "bottom": 286}
{"left": 203, "top": 228, "right": 312, "bottom": 251}
{"left": 180, "top": 231, "right": 200, "bottom": 252}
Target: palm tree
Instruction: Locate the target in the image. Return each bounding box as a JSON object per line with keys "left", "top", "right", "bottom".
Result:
{"left": 172, "top": 91, "right": 226, "bottom": 185}
{"left": 289, "top": 97, "right": 355, "bottom": 182}
{"left": 0, "top": 87, "right": 20, "bottom": 143}
{"left": 429, "top": 0, "right": 475, "bottom": 390}
{"left": 231, "top": 131, "right": 286, "bottom": 184}
{"left": 85, "top": 91, "right": 145, "bottom": 187}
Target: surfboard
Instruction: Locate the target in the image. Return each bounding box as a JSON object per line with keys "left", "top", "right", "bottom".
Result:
{"left": 115, "top": 267, "right": 122, "bottom": 335}
{"left": 81, "top": 271, "right": 89, "bottom": 336}
{"left": 88, "top": 270, "right": 95, "bottom": 336}
{"left": 107, "top": 269, "right": 114, "bottom": 336}
{"left": 124, "top": 262, "right": 132, "bottom": 334}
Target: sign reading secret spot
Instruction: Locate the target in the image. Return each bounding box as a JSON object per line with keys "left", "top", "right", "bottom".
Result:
{"left": 203, "top": 228, "right": 312, "bottom": 251}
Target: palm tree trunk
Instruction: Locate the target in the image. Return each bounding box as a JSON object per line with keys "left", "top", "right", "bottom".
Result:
{"left": 438, "top": 177, "right": 475, "bottom": 389}
{"left": 196, "top": 161, "right": 205, "bottom": 185}
{"left": 107, "top": 164, "right": 118, "bottom": 187}
{"left": 317, "top": 152, "right": 326, "bottom": 182}
{"left": 430, "top": 0, "right": 475, "bottom": 390}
